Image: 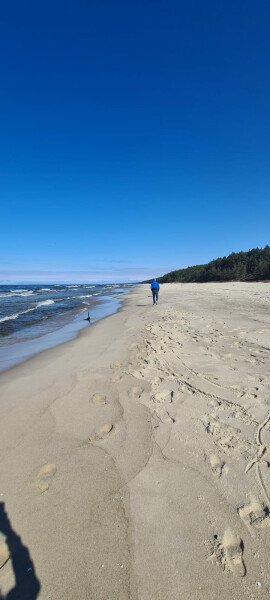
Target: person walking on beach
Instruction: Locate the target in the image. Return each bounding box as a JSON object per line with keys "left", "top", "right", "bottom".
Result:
{"left": 150, "top": 279, "right": 160, "bottom": 305}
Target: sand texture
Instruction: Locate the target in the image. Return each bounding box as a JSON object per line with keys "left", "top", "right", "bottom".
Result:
{"left": 0, "top": 282, "right": 270, "bottom": 599}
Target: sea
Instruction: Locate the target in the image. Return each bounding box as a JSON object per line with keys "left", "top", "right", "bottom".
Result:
{"left": 0, "top": 283, "right": 134, "bottom": 372}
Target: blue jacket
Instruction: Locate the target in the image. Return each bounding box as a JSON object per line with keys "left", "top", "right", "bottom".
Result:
{"left": 151, "top": 280, "right": 160, "bottom": 291}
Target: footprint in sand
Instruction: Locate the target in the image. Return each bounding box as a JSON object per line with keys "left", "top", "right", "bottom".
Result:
{"left": 111, "top": 373, "right": 124, "bottom": 382}
{"left": 130, "top": 386, "right": 143, "bottom": 399}
{"left": 153, "top": 391, "right": 167, "bottom": 404}
{"left": 238, "top": 495, "right": 270, "bottom": 533}
{"left": 92, "top": 393, "right": 107, "bottom": 405}
{"left": 207, "top": 398, "right": 221, "bottom": 409}
{"left": 223, "top": 529, "right": 246, "bottom": 577}
{"left": 153, "top": 390, "right": 175, "bottom": 405}
{"left": 30, "top": 463, "right": 57, "bottom": 493}
{"left": 209, "top": 453, "right": 227, "bottom": 478}
{"left": 0, "top": 541, "right": 10, "bottom": 569}
{"left": 88, "top": 423, "right": 113, "bottom": 443}
{"left": 110, "top": 361, "right": 123, "bottom": 371}
{"left": 203, "top": 416, "right": 240, "bottom": 452}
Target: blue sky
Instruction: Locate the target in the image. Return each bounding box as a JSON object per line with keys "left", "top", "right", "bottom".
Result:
{"left": 1, "top": 1, "right": 269, "bottom": 282}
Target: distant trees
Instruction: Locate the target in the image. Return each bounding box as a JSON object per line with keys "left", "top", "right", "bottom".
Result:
{"left": 157, "top": 246, "right": 270, "bottom": 283}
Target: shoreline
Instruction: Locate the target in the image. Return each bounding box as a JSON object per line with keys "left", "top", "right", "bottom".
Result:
{"left": 1, "top": 282, "right": 270, "bottom": 599}
{"left": 0, "top": 291, "right": 129, "bottom": 374}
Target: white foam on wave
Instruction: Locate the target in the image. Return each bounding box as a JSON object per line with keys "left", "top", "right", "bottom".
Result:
{"left": 36, "top": 299, "right": 55, "bottom": 308}
{"left": 18, "top": 290, "right": 34, "bottom": 295}
{"left": 39, "top": 288, "right": 53, "bottom": 292}
{"left": 0, "top": 307, "right": 36, "bottom": 323}
{"left": 77, "top": 294, "right": 93, "bottom": 299}
{"left": 0, "top": 312, "right": 20, "bottom": 323}
{"left": 16, "top": 291, "right": 34, "bottom": 297}
{"left": 0, "top": 290, "right": 34, "bottom": 298}
{"left": 0, "top": 299, "right": 55, "bottom": 323}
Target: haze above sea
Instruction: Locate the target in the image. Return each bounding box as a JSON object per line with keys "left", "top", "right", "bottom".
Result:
{"left": 0, "top": 283, "right": 134, "bottom": 372}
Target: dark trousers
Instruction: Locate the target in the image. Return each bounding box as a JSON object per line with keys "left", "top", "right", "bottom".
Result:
{"left": 152, "top": 290, "right": 159, "bottom": 304}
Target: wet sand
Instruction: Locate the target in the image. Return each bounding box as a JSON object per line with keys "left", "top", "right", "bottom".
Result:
{"left": 0, "top": 282, "right": 270, "bottom": 599}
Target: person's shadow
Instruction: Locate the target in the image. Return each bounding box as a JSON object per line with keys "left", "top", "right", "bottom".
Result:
{"left": 0, "top": 502, "right": 40, "bottom": 599}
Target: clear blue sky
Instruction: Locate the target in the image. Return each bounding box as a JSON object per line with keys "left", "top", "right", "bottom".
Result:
{"left": 1, "top": 1, "right": 269, "bottom": 282}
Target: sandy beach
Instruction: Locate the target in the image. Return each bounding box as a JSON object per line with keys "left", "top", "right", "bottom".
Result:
{"left": 0, "top": 282, "right": 270, "bottom": 599}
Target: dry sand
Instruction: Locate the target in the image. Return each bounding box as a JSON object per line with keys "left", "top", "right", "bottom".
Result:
{"left": 0, "top": 282, "right": 270, "bottom": 599}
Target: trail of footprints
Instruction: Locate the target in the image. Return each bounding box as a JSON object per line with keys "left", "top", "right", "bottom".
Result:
{"left": 89, "top": 386, "right": 119, "bottom": 443}
{"left": 25, "top": 305, "right": 269, "bottom": 586}
{"left": 29, "top": 388, "right": 117, "bottom": 497}
{"left": 130, "top": 308, "right": 270, "bottom": 582}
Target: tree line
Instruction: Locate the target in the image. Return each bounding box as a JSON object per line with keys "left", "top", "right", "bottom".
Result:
{"left": 155, "top": 246, "right": 270, "bottom": 283}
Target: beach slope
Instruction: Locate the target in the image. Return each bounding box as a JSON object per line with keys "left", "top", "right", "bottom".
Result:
{"left": 0, "top": 282, "right": 270, "bottom": 599}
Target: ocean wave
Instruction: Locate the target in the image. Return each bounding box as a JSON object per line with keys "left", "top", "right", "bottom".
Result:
{"left": 36, "top": 299, "right": 55, "bottom": 308}
{"left": 0, "top": 307, "right": 36, "bottom": 323}
{"left": 39, "top": 288, "right": 53, "bottom": 292}
{"left": 0, "top": 299, "right": 56, "bottom": 323}
{"left": 0, "top": 312, "right": 20, "bottom": 323}
{"left": 0, "top": 291, "right": 35, "bottom": 298}
{"left": 0, "top": 292, "right": 33, "bottom": 300}
{"left": 77, "top": 294, "right": 93, "bottom": 299}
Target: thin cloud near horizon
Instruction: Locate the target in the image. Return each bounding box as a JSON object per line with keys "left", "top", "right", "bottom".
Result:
{"left": 0, "top": 265, "right": 177, "bottom": 284}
